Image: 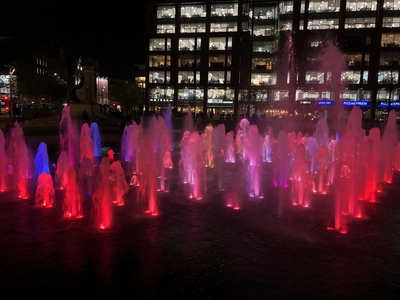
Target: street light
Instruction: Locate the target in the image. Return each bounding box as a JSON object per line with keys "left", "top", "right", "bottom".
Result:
{"left": 4, "top": 64, "right": 15, "bottom": 117}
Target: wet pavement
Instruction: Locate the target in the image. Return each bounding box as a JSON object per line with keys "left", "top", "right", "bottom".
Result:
{"left": 1, "top": 150, "right": 400, "bottom": 299}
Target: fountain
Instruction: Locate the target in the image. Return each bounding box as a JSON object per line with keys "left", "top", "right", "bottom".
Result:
{"left": 204, "top": 124, "right": 214, "bottom": 168}
{"left": 110, "top": 161, "right": 129, "bottom": 206}
{"left": 121, "top": 122, "right": 140, "bottom": 173}
{"left": 93, "top": 157, "right": 113, "bottom": 229}
{"left": 183, "top": 104, "right": 194, "bottom": 133}
{"left": 236, "top": 119, "right": 250, "bottom": 159}
{"left": 164, "top": 103, "right": 173, "bottom": 151}
{"left": 35, "top": 173, "right": 55, "bottom": 207}
{"left": 381, "top": 110, "right": 398, "bottom": 183}
{"left": 138, "top": 132, "right": 158, "bottom": 215}
{"left": 0, "top": 129, "right": 8, "bottom": 191}
{"left": 80, "top": 123, "right": 94, "bottom": 162}
{"left": 291, "top": 144, "right": 310, "bottom": 207}
{"left": 78, "top": 157, "right": 95, "bottom": 197}
{"left": 64, "top": 167, "right": 83, "bottom": 218}
{"left": 225, "top": 131, "right": 235, "bottom": 163}
{"left": 60, "top": 106, "right": 79, "bottom": 167}
{"left": 55, "top": 151, "right": 70, "bottom": 190}
{"left": 273, "top": 130, "right": 290, "bottom": 188}
{"left": 312, "top": 146, "right": 330, "bottom": 194}
{"left": 90, "top": 122, "right": 101, "bottom": 157}
{"left": 213, "top": 124, "right": 226, "bottom": 191}
{"left": 244, "top": 125, "right": 262, "bottom": 197}
{"left": 262, "top": 133, "right": 272, "bottom": 163}
{"left": 34, "top": 142, "right": 50, "bottom": 180}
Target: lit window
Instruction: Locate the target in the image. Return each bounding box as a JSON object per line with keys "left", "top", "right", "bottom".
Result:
{"left": 210, "top": 3, "right": 239, "bottom": 17}
{"left": 157, "top": 6, "right": 175, "bottom": 19}
{"left": 278, "top": 1, "right": 294, "bottom": 14}
{"left": 346, "top": 0, "right": 377, "bottom": 11}
{"left": 309, "top": 0, "right": 340, "bottom": 13}
{"left": 149, "top": 71, "right": 165, "bottom": 84}
{"left": 208, "top": 71, "right": 227, "bottom": 84}
{"left": 181, "top": 4, "right": 206, "bottom": 18}
{"left": 210, "top": 22, "right": 237, "bottom": 32}
{"left": 149, "top": 55, "right": 166, "bottom": 68}
{"left": 308, "top": 19, "right": 339, "bottom": 30}
{"left": 383, "top": 17, "right": 400, "bottom": 28}
{"left": 381, "top": 33, "right": 400, "bottom": 47}
{"left": 251, "top": 73, "right": 277, "bottom": 86}
{"left": 345, "top": 17, "right": 376, "bottom": 29}
{"left": 149, "top": 38, "right": 166, "bottom": 51}
{"left": 250, "top": 6, "right": 276, "bottom": 19}
{"left": 383, "top": 0, "right": 400, "bottom": 10}
{"left": 341, "top": 71, "right": 361, "bottom": 84}
{"left": 305, "top": 71, "right": 325, "bottom": 84}
{"left": 252, "top": 57, "right": 276, "bottom": 70}
{"left": 157, "top": 25, "right": 175, "bottom": 34}
{"left": 377, "top": 70, "right": 399, "bottom": 84}
{"left": 180, "top": 22, "right": 206, "bottom": 33}
{"left": 179, "top": 38, "right": 196, "bottom": 51}
{"left": 209, "top": 37, "right": 227, "bottom": 50}
{"left": 252, "top": 25, "right": 275, "bottom": 36}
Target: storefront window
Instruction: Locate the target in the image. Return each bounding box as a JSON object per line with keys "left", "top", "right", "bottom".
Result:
{"left": 345, "top": 17, "right": 376, "bottom": 29}
{"left": 210, "top": 3, "right": 239, "bottom": 17}
{"left": 346, "top": 0, "right": 377, "bottom": 11}
{"left": 149, "top": 87, "right": 174, "bottom": 103}
{"left": 309, "top": 0, "right": 340, "bottom": 13}
{"left": 305, "top": 71, "right": 325, "bottom": 84}
{"left": 341, "top": 71, "right": 361, "bottom": 84}
{"left": 180, "top": 4, "right": 206, "bottom": 18}
{"left": 251, "top": 89, "right": 268, "bottom": 101}
{"left": 178, "top": 88, "right": 204, "bottom": 101}
{"left": 272, "top": 90, "right": 289, "bottom": 101}
{"left": 308, "top": 19, "right": 339, "bottom": 29}
{"left": 381, "top": 33, "right": 400, "bottom": 47}
{"left": 378, "top": 70, "right": 399, "bottom": 84}
{"left": 251, "top": 73, "right": 277, "bottom": 86}
{"left": 296, "top": 90, "right": 320, "bottom": 101}
{"left": 210, "top": 22, "right": 238, "bottom": 32}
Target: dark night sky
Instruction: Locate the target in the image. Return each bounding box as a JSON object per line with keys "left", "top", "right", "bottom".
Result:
{"left": 2, "top": 0, "right": 146, "bottom": 78}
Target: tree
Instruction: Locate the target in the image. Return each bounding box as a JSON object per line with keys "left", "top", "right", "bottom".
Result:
{"left": 109, "top": 80, "right": 144, "bottom": 112}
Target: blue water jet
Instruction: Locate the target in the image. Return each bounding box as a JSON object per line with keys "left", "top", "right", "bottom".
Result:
{"left": 90, "top": 123, "right": 101, "bottom": 157}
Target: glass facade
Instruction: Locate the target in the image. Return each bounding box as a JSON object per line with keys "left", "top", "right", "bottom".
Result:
{"left": 147, "top": 1, "right": 400, "bottom": 119}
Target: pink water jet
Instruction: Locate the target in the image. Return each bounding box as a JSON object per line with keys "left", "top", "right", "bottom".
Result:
{"left": 262, "top": 134, "right": 272, "bottom": 163}
{"left": 313, "top": 146, "right": 330, "bottom": 194}
{"left": 35, "top": 173, "right": 55, "bottom": 207}
{"left": 204, "top": 124, "right": 214, "bottom": 168}
{"left": 225, "top": 131, "right": 235, "bottom": 163}
{"left": 110, "top": 161, "right": 129, "bottom": 206}
{"left": 79, "top": 157, "right": 95, "bottom": 197}
{"left": 0, "top": 129, "right": 8, "bottom": 191}
{"left": 55, "top": 151, "right": 70, "bottom": 190}
{"left": 80, "top": 123, "right": 94, "bottom": 163}
{"left": 60, "top": 106, "right": 79, "bottom": 167}
{"left": 213, "top": 124, "right": 226, "bottom": 191}
{"left": 244, "top": 125, "right": 262, "bottom": 197}
{"left": 273, "top": 130, "right": 290, "bottom": 188}
{"left": 235, "top": 119, "right": 250, "bottom": 159}
{"left": 291, "top": 144, "right": 310, "bottom": 207}
{"left": 138, "top": 133, "right": 158, "bottom": 215}
{"left": 164, "top": 151, "right": 173, "bottom": 169}
{"left": 183, "top": 104, "right": 194, "bottom": 133}
{"left": 150, "top": 116, "right": 169, "bottom": 191}
{"left": 64, "top": 167, "right": 83, "bottom": 218}
{"left": 93, "top": 157, "right": 113, "bottom": 229}
{"left": 381, "top": 110, "right": 398, "bottom": 183}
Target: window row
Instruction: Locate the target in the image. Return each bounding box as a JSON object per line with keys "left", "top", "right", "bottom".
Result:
{"left": 148, "top": 71, "right": 232, "bottom": 84}
{"left": 149, "top": 87, "right": 235, "bottom": 103}
{"left": 150, "top": 37, "right": 233, "bottom": 52}
{"left": 36, "top": 58, "right": 48, "bottom": 67}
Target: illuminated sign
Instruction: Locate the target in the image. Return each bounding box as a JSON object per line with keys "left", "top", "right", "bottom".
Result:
{"left": 341, "top": 100, "right": 370, "bottom": 107}
{"left": 208, "top": 99, "right": 233, "bottom": 104}
{"left": 377, "top": 102, "right": 400, "bottom": 107}
{"left": 316, "top": 100, "right": 334, "bottom": 106}
{"left": 299, "top": 100, "right": 312, "bottom": 104}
